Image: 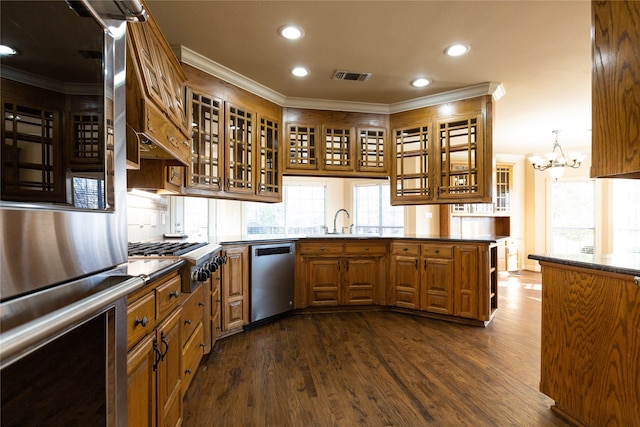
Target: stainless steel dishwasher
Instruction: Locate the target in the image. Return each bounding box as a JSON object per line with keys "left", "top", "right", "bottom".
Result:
{"left": 250, "top": 242, "right": 295, "bottom": 324}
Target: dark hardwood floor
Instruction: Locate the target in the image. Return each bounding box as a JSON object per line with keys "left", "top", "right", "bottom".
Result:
{"left": 183, "top": 271, "right": 570, "bottom": 426}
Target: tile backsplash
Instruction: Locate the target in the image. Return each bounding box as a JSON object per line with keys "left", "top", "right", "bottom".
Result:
{"left": 127, "top": 193, "right": 170, "bottom": 242}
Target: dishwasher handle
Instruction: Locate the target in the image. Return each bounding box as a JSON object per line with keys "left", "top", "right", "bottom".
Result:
{"left": 254, "top": 246, "right": 292, "bottom": 256}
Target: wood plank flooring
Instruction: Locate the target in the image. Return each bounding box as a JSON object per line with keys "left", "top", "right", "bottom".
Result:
{"left": 183, "top": 271, "right": 570, "bottom": 426}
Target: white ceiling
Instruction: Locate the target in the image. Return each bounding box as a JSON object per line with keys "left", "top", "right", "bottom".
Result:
{"left": 147, "top": 0, "right": 593, "bottom": 156}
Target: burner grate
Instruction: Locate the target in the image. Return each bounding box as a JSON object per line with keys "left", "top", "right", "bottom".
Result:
{"left": 128, "top": 241, "right": 208, "bottom": 257}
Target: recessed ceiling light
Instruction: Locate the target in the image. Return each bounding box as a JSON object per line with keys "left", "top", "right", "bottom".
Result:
{"left": 279, "top": 25, "right": 304, "bottom": 40}
{"left": 292, "top": 67, "right": 309, "bottom": 77}
{"left": 411, "top": 78, "right": 430, "bottom": 88}
{"left": 0, "top": 45, "right": 17, "bottom": 57}
{"left": 445, "top": 44, "right": 470, "bottom": 57}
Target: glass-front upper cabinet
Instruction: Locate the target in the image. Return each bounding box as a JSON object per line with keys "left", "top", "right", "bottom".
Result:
{"left": 189, "top": 91, "right": 223, "bottom": 191}
{"left": 437, "top": 116, "right": 481, "bottom": 199}
{"left": 286, "top": 124, "right": 318, "bottom": 170}
{"left": 390, "top": 95, "right": 493, "bottom": 205}
{"left": 357, "top": 127, "right": 387, "bottom": 174}
{"left": 392, "top": 125, "right": 431, "bottom": 205}
{"left": 323, "top": 126, "right": 354, "bottom": 171}
{"left": 257, "top": 116, "right": 281, "bottom": 201}
{"left": 225, "top": 102, "right": 253, "bottom": 194}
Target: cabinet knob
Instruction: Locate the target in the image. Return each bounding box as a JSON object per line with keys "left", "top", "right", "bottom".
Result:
{"left": 169, "top": 290, "right": 180, "bottom": 298}
{"left": 364, "top": 247, "right": 369, "bottom": 251}
{"left": 199, "top": 343, "right": 206, "bottom": 348}
{"left": 134, "top": 316, "right": 148, "bottom": 327}
{"left": 198, "top": 302, "right": 205, "bottom": 307}
{"left": 434, "top": 249, "right": 439, "bottom": 253}
{"left": 185, "top": 368, "right": 192, "bottom": 375}
{"left": 403, "top": 247, "right": 408, "bottom": 251}
{"left": 184, "top": 319, "right": 192, "bottom": 325}
{"left": 635, "top": 276, "right": 640, "bottom": 287}
{"left": 320, "top": 247, "right": 325, "bottom": 251}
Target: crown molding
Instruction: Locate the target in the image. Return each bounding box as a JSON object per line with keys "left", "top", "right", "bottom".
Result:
{"left": 173, "top": 45, "right": 287, "bottom": 105}
{"left": 173, "top": 45, "right": 505, "bottom": 114}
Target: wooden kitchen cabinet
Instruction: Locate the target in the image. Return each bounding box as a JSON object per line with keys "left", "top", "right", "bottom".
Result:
{"left": 126, "top": 6, "right": 190, "bottom": 168}
{"left": 388, "top": 240, "right": 498, "bottom": 324}
{"left": 390, "top": 96, "right": 493, "bottom": 205}
{"left": 591, "top": 1, "right": 640, "bottom": 179}
{"left": 224, "top": 103, "right": 254, "bottom": 195}
{"left": 420, "top": 244, "right": 454, "bottom": 315}
{"left": 187, "top": 91, "right": 224, "bottom": 192}
{"left": 296, "top": 240, "right": 387, "bottom": 308}
{"left": 283, "top": 108, "right": 389, "bottom": 178}
{"left": 256, "top": 115, "right": 281, "bottom": 200}
{"left": 306, "top": 257, "right": 342, "bottom": 306}
{"left": 220, "top": 245, "right": 249, "bottom": 335}
{"left": 389, "top": 242, "right": 421, "bottom": 309}
{"left": 454, "top": 245, "right": 480, "bottom": 319}
{"left": 181, "top": 284, "right": 206, "bottom": 395}
{"left": 127, "top": 270, "right": 184, "bottom": 427}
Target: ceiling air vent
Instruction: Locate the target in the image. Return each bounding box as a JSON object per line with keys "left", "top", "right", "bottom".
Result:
{"left": 332, "top": 70, "right": 372, "bottom": 82}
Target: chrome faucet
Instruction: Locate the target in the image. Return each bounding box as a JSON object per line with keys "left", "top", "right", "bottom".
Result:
{"left": 332, "top": 209, "right": 350, "bottom": 234}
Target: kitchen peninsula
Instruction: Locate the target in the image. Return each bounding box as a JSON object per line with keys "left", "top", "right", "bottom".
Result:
{"left": 211, "top": 234, "right": 504, "bottom": 327}
{"left": 528, "top": 253, "right": 640, "bottom": 426}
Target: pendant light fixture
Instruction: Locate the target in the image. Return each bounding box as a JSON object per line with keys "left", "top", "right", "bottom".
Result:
{"left": 528, "top": 130, "right": 585, "bottom": 179}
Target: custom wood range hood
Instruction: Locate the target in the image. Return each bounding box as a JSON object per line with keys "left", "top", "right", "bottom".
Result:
{"left": 125, "top": 0, "right": 190, "bottom": 171}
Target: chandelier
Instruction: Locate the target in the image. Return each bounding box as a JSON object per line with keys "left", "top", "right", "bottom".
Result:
{"left": 528, "top": 130, "right": 585, "bottom": 179}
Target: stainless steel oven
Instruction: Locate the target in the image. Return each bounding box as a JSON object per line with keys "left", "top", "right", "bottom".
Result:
{"left": 1, "top": 1, "right": 147, "bottom": 425}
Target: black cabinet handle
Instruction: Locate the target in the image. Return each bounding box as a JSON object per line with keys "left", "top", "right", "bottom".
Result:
{"left": 160, "top": 331, "right": 169, "bottom": 361}
{"left": 134, "top": 316, "right": 148, "bottom": 327}
{"left": 153, "top": 338, "right": 162, "bottom": 371}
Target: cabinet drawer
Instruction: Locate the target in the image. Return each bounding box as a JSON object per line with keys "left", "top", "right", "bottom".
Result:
{"left": 127, "top": 291, "right": 155, "bottom": 350}
{"left": 421, "top": 244, "right": 453, "bottom": 258}
{"left": 181, "top": 285, "right": 204, "bottom": 347}
{"left": 391, "top": 242, "right": 420, "bottom": 256}
{"left": 182, "top": 322, "right": 204, "bottom": 395}
{"left": 144, "top": 101, "right": 190, "bottom": 165}
{"left": 345, "top": 243, "right": 387, "bottom": 256}
{"left": 156, "top": 275, "right": 183, "bottom": 319}
{"left": 298, "top": 242, "right": 344, "bottom": 255}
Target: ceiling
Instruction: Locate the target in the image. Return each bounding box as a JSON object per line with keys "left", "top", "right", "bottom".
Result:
{"left": 146, "top": 0, "right": 593, "bottom": 156}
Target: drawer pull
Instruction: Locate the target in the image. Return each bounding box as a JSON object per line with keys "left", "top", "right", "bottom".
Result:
{"left": 320, "top": 247, "right": 325, "bottom": 251}
{"left": 169, "top": 290, "right": 180, "bottom": 298}
{"left": 403, "top": 247, "right": 408, "bottom": 251}
{"left": 364, "top": 247, "right": 369, "bottom": 251}
{"left": 199, "top": 343, "right": 206, "bottom": 348}
{"left": 134, "top": 316, "right": 148, "bottom": 328}
{"left": 198, "top": 302, "right": 205, "bottom": 307}
{"left": 434, "top": 249, "right": 439, "bottom": 253}
{"left": 184, "top": 319, "right": 192, "bottom": 325}
{"left": 185, "top": 368, "right": 192, "bottom": 375}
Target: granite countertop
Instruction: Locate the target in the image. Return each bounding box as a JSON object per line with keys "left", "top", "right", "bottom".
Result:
{"left": 213, "top": 234, "right": 508, "bottom": 245}
{"left": 528, "top": 253, "right": 640, "bottom": 277}
{"left": 124, "top": 258, "right": 185, "bottom": 283}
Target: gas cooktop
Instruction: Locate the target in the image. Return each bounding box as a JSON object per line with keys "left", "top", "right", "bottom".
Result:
{"left": 127, "top": 241, "right": 208, "bottom": 257}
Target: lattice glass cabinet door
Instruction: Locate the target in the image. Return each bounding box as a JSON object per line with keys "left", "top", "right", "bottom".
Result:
{"left": 225, "top": 103, "right": 253, "bottom": 194}
{"left": 190, "top": 92, "right": 222, "bottom": 191}
{"left": 257, "top": 116, "right": 280, "bottom": 200}
{"left": 286, "top": 124, "right": 318, "bottom": 170}
{"left": 391, "top": 125, "right": 431, "bottom": 205}
{"left": 357, "top": 127, "right": 386, "bottom": 173}
{"left": 323, "top": 126, "right": 354, "bottom": 171}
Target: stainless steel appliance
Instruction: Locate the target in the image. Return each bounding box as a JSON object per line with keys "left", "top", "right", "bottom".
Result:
{"left": 128, "top": 241, "right": 225, "bottom": 292}
{"left": 250, "top": 242, "right": 295, "bottom": 324}
{"left": 0, "top": 1, "right": 147, "bottom": 425}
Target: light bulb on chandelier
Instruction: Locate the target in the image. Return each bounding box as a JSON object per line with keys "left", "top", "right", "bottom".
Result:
{"left": 528, "top": 130, "right": 585, "bottom": 179}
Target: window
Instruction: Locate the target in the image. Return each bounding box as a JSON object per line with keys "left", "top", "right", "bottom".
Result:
{"left": 183, "top": 197, "right": 209, "bottom": 241}
{"left": 612, "top": 179, "right": 640, "bottom": 253}
{"left": 353, "top": 184, "right": 403, "bottom": 235}
{"left": 244, "top": 184, "right": 326, "bottom": 235}
{"left": 549, "top": 179, "right": 595, "bottom": 255}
